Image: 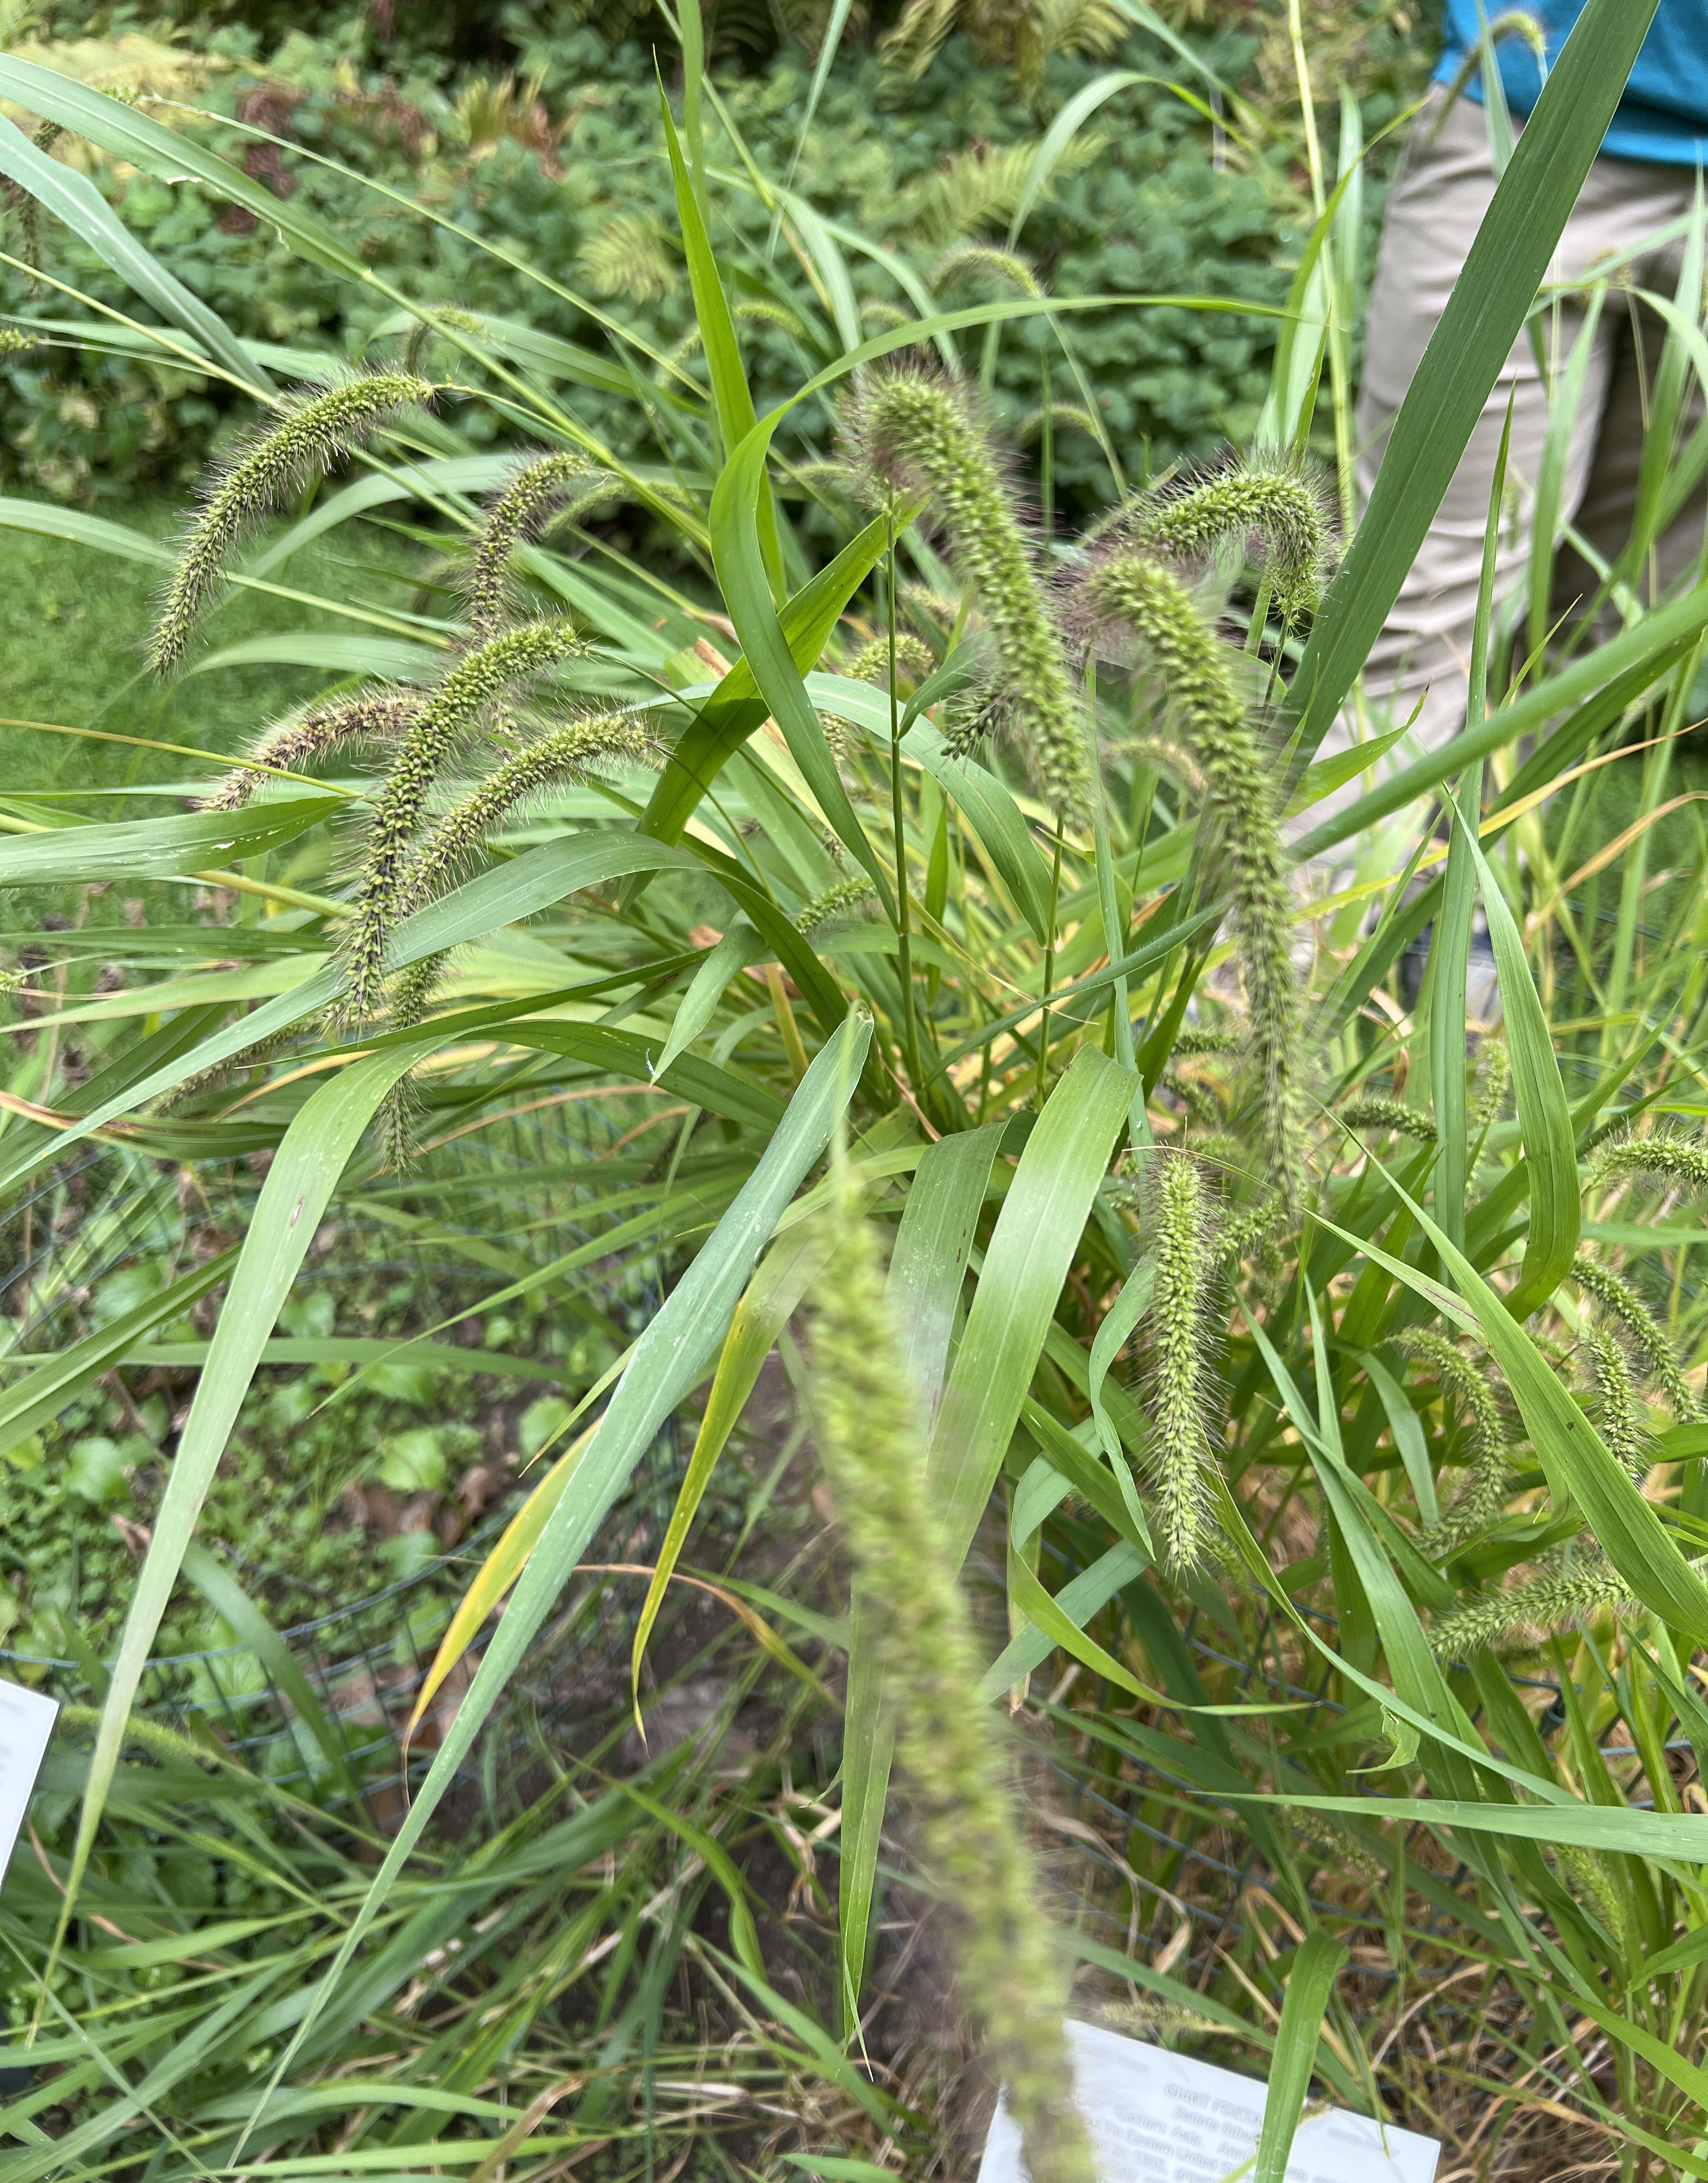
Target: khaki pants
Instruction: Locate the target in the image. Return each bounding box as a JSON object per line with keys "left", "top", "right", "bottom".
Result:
{"left": 1353, "top": 89, "right": 1707, "bottom": 758}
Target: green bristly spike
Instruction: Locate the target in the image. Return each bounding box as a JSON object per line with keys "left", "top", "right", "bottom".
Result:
{"left": 200, "top": 693, "right": 422, "bottom": 813}
{"left": 807, "top": 1171, "right": 1093, "bottom": 2183}
{"left": 1145, "top": 1150, "right": 1221, "bottom": 1575}
{"left": 150, "top": 371, "right": 434, "bottom": 673}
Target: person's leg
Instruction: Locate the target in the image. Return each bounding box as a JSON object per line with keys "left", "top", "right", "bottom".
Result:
{"left": 1558, "top": 207, "right": 1708, "bottom": 614}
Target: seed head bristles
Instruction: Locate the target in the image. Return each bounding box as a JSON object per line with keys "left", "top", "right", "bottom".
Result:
{"left": 1144, "top": 1151, "right": 1222, "bottom": 1576}
{"left": 1571, "top": 1251, "right": 1701, "bottom": 1422}
{"left": 933, "top": 243, "right": 1044, "bottom": 299}
{"left": 338, "top": 620, "right": 588, "bottom": 1025}
{"left": 1471, "top": 1037, "right": 1510, "bottom": 1138}
{"left": 1553, "top": 1843, "right": 1639, "bottom": 1963}
{"left": 1337, "top": 1095, "right": 1437, "bottom": 1145}
{"left": 1428, "top": 1545, "right": 1638, "bottom": 1660}
{"left": 463, "top": 450, "right": 620, "bottom": 642}
{"left": 796, "top": 875, "right": 879, "bottom": 936}
{"left": 1171, "top": 1027, "right": 1245, "bottom": 1058}
{"left": 154, "top": 1028, "right": 294, "bottom": 1114}
{"left": 1587, "top": 1128, "right": 1708, "bottom": 1199}
{"left": 805, "top": 1180, "right": 1093, "bottom": 2183}
{"left": 377, "top": 951, "right": 450, "bottom": 1171}
{"left": 150, "top": 371, "right": 434, "bottom": 674}
{"left": 398, "top": 711, "right": 652, "bottom": 918}
{"left": 1018, "top": 403, "right": 1101, "bottom": 448}
{"left": 1097, "top": 455, "right": 1337, "bottom": 630}
{"left": 845, "top": 632, "right": 935, "bottom": 689}
{"left": 0, "top": 327, "right": 42, "bottom": 357}
{"left": 839, "top": 369, "right": 1093, "bottom": 827}
{"left": 1392, "top": 1329, "right": 1511, "bottom": 1553}
{"left": 1066, "top": 549, "right": 1302, "bottom": 1208}
{"left": 1579, "top": 1329, "right": 1651, "bottom": 1482}
{"left": 200, "top": 693, "right": 422, "bottom": 812}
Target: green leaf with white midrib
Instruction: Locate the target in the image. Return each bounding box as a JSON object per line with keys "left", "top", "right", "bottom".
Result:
{"left": 0, "top": 797, "right": 343, "bottom": 888}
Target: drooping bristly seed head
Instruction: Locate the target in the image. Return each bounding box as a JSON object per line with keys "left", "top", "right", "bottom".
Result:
{"left": 805, "top": 1168, "right": 1092, "bottom": 2183}
{"left": 795, "top": 873, "right": 879, "bottom": 936}
{"left": 838, "top": 368, "right": 1093, "bottom": 827}
{"left": 1392, "top": 1329, "right": 1512, "bottom": 1554}
{"left": 462, "top": 449, "right": 621, "bottom": 641}
{"left": 398, "top": 711, "right": 652, "bottom": 918}
{"left": 377, "top": 951, "right": 451, "bottom": 1172}
{"left": 1337, "top": 1094, "right": 1437, "bottom": 1145}
{"left": 1144, "top": 1151, "right": 1222, "bottom": 1576}
{"left": 151, "top": 372, "right": 434, "bottom": 674}
{"left": 337, "top": 619, "right": 588, "bottom": 1026}
{"left": 844, "top": 631, "right": 936, "bottom": 690}
{"left": 199, "top": 693, "right": 422, "bottom": 812}
{"left": 1571, "top": 1250, "right": 1701, "bottom": 1422}
{"left": 1089, "top": 454, "right": 1337, "bottom": 629}
{"left": 1428, "top": 1543, "right": 1640, "bottom": 1661}
{"left": 1579, "top": 1329, "right": 1650, "bottom": 1482}
{"left": 1066, "top": 547, "right": 1302, "bottom": 1209}
{"left": 932, "top": 242, "right": 1044, "bottom": 299}
{"left": 1587, "top": 1128, "right": 1708, "bottom": 1199}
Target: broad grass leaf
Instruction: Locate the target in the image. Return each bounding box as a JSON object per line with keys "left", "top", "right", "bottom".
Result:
{"left": 1256, "top": 1930, "right": 1348, "bottom": 2183}
{"left": 977, "top": 1542, "right": 1147, "bottom": 1700}
{"left": 650, "top": 927, "right": 765, "bottom": 1080}
{"left": 0, "top": 498, "right": 172, "bottom": 566}
{"left": 0, "top": 798, "right": 342, "bottom": 889}
{"left": 928, "top": 1046, "right": 1137, "bottom": 1567}
{"left": 1460, "top": 819, "right": 1579, "bottom": 1313}
{"left": 634, "top": 513, "right": 893, "bottom": 863}
{"left": 1284, "top": 0, "right": 1665, "bottom": 765}
{"left": 659, "top": 90, "right": 781, "bottom": 592}
{"left": 0, "top": 54, "right": 370, "bottom": 281}
{"left": 185, "top": 636, "right": 445, "bottom": 680}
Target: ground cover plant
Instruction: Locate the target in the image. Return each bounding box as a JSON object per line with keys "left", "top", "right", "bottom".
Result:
{"left": 8, "top": 0, "right": 1708, "bottom": 2177}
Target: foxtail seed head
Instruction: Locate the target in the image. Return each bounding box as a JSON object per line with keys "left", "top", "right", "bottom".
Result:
{"left": 1571, "top": 1250, "right": 1701, "bottom": 1423}
{"left": 1392, "top": 1329, "right": 1511, "bottom": 1553}
{"left": 845, "top": 631, "right": 936, "bottom": 690}
{"left": 933, "top": 243, "right": 1043, "bottom": 299}
{"left": 1588, "top": 1128, "right": 1708, "bottom": 1199}
{"left": 338, "top": 619, "right": 587, "bottom": 1025}
{"left": 806, "top": 1177, "right": 1092, "bottom": 2183}
{"left": 1093, "top": 455, "right": 1336, "bottom": 628}
{"left": 796, "top": 874, "right": 879, "bottom": 936}
{"left": 463, "top": 450, "right": 620, "bottom": 641}
{"left": 1429, "top": 1545, "right": 1634, "bottom": 1660}
{"left": 399, "top": 710, "right": 652, "bottom": 917}
{"left": 1068, "top": 548, "right": 1302, "bottom": 1209}
{"left": 200, "top": 693, "right": 421, "bottom": 812}
{"left": 839, "top": 369, "right": 1093, "bottom": 827}
{"left": 1579, "top": 1329, "right": 1650, "bottom": 1482}
{"left": 1144, "top": 1151, "right": 1222, "bottom": 1576}
{"left": 151, "top": 372, "right": 433, "bottom": 673}
{"left": 1337, "top": 1094, "right": 1437, "bottom": 1146}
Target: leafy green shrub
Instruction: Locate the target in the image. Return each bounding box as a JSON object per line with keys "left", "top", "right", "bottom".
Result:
{"left": 1, "top": 6, "right": 1430, "bottom": 502}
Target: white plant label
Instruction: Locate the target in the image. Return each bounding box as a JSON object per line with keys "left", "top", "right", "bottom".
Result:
{"left": 0, "top": 1678, "right": 59, "bottom": 1885}
{"left": 978, "top": 2020, "right": 1440, "bottom": 2183}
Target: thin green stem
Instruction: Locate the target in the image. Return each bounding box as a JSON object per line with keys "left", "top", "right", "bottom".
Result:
{"left": 1036, "top": 819, "right": 1065, "bottom": 1108}
{"left": 888, "top": 520, "right": 926, "bottom": 1094}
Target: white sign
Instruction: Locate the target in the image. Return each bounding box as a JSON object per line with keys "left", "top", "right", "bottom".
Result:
{"left": 0, "top": 1678, "right": 60, "bottom": 1885}
{"left": 978, "top": 2020, "right": 1440, "bottom": 2183}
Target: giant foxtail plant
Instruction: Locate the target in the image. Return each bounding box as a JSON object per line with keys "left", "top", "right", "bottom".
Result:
{"left": 11, "top": 8, "right": 1708, "bottom": 2168}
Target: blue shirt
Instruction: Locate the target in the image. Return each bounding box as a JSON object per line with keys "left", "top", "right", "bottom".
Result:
{"left": 1437, "top": 2, "right": 1708, "bottom": 164}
